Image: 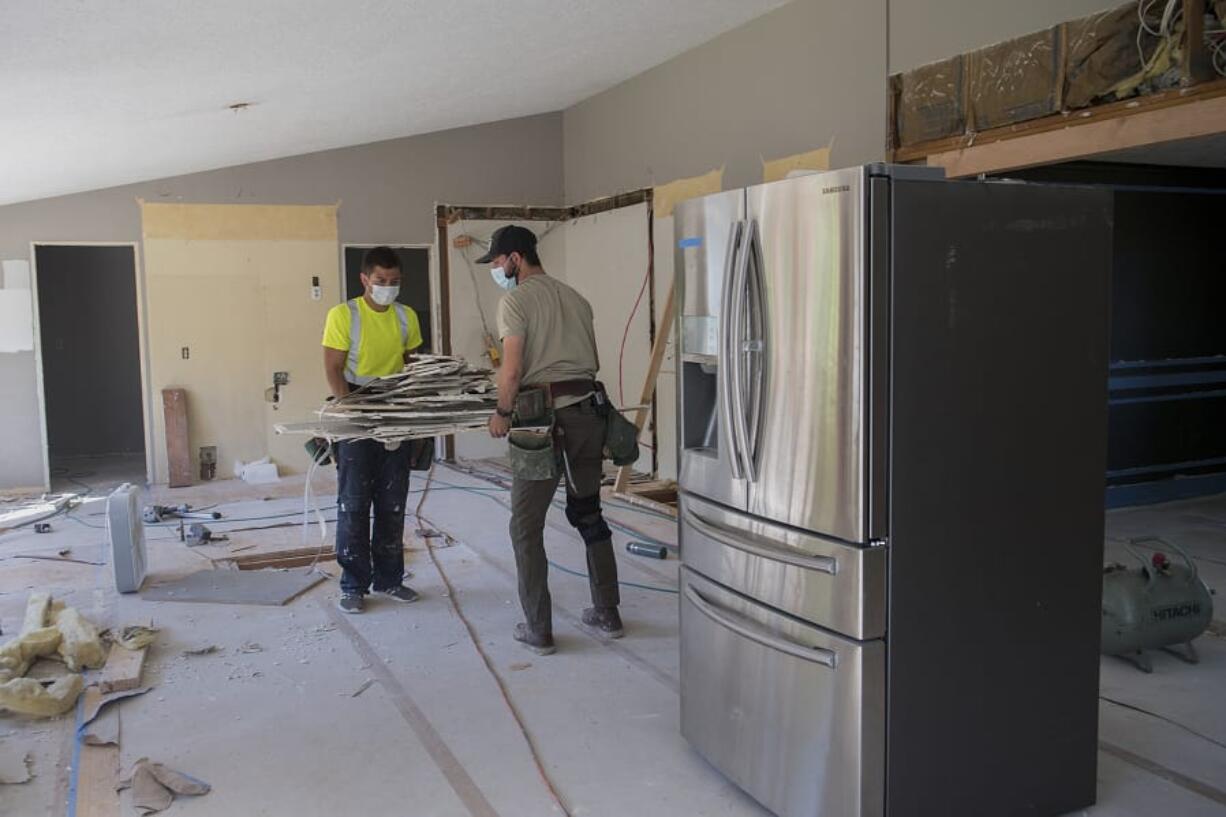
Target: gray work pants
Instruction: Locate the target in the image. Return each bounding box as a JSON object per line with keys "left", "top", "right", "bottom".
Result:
{"left": 510, "top": 401, "right": 620, "bottom": 636}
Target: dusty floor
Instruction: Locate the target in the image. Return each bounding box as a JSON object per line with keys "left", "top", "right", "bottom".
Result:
{"left": 1, "top": 460, "right": 1224, "bottom": 816}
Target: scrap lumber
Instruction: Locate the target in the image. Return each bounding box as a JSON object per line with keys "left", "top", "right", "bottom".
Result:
{"left": 77, "top": 744, "right": 121, "bottom": 817}
{"left": 276, "top": 354, "right": 497, "bottom": 443}
{"left": 97, "top": 643, "right": 148, "bottom": 694}
{"left": 163, "top": 389, "right": 192, "bottom": 489}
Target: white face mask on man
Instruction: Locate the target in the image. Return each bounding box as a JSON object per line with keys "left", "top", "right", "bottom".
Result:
{"left": 490, "top": 256, "right": 518, "bottom": 291}
{"left": 370, "top": 284, "right": 400, "bottom": 306}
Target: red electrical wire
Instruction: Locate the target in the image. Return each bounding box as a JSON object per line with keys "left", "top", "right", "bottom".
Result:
{"left": 617, "top": 263, "right": 652, "bottom": 406}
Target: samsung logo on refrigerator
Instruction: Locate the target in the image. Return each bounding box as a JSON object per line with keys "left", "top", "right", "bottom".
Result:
{"left": 822, "top": 185, "right": 850, "bottom": 195}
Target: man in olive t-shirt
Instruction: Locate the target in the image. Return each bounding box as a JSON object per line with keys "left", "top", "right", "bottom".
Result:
{"left": 482, "top": 225, "right": 622, "bottom": 655}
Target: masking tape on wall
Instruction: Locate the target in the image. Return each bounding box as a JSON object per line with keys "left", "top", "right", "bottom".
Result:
{"left": 140, "top": 202, "right": 338, "bottom": 242}
{"left": 652, "top": 168, "right": 724, "bottom": 219}
{"left": 761, "top": 143, "right": 833, "bottom": 183}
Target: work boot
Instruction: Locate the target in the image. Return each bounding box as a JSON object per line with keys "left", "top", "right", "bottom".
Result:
{"left": 338, "top": 593, "right": 365, "bottom": 614}
{"left": 513, "top": 623, "right": 556, "bottom": 656}
{"left": 377, "top": 585, "right": 420, "bottom": 604}
{"left": 582, "top": 606, "right": 624, "bottom": 639}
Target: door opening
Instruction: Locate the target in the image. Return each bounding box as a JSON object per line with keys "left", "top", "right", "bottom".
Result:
{"left": 34, "top": 244, "right": 146, "bottom": 494}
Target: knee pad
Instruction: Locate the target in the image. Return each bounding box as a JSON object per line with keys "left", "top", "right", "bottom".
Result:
{"left": 565, "top": 494, "right": 611, "bottom": 546}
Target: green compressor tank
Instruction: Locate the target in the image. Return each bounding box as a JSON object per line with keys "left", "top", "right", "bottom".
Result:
{"left": 1102, "top": 537, "right": 1214, "bottom": 673}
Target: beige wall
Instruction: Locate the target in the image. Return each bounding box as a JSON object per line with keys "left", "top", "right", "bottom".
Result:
{"left": 888, "top": 0, "right": 1115, "bottom": 73}
{"left": 0, "top": 113, "right": 562, "bottom": 489}
{"left": 562, "top": 0, "right": 889, "bottom": 204}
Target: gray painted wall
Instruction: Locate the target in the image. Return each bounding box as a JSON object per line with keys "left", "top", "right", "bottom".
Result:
{"left": 888, "top": 0, "right": 1116, "bottom": 73}
{"left": 36, "top": 245, "right": 145, "bottom": 460}
{"left": 563, "top": 0, "right": 889, "bottom": 203}
{"left": 0, "top": 113, "right": 563, "bottom": 489}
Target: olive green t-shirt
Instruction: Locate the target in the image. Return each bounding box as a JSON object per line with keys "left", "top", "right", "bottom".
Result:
{"left": 496, "top": 274, "right": 599, "bottom": 395}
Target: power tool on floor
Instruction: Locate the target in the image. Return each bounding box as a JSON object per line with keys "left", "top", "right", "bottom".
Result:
{"left": 1102, "top": 536, "right": 1215, "bottom": 673}
{"left": 141, "top": 503, "right": 222, "bottom": 524}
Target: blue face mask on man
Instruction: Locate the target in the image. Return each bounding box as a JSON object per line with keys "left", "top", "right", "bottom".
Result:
{"left": 490, "top": 256, "right": 518, "bottom": 291}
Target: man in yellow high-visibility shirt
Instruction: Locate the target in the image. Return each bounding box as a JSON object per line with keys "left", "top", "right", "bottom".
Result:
{"left": 322, "top": 246, "right": 424, "bottom": 614}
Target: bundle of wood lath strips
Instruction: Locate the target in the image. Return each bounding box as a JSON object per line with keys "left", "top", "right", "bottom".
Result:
{"left": 275, "top": 354, "right": 497, "bottom": 443}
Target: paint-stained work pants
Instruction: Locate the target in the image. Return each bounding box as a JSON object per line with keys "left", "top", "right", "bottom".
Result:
{"left": 335, "top": 438, "right": 411, "bottom": 594}
{"left": 510, "top": 400, "right": 620, "bottom": 636}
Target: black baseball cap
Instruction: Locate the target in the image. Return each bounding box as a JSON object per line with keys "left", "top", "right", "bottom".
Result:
{"left": 475, "top": 225, "right": 537, "bottom": 263}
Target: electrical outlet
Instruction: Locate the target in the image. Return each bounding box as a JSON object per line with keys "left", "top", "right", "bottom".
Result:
{"left": 273, "top": 371, "right": 290, "bottom": 386}
{"left": 181, "top": 347, "right": 190, "bottom": 360}
{"left": 311, "top": 275, "right": 321, "bottom": 300}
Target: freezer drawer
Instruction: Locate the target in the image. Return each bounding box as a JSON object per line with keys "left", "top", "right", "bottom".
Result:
{"left": 680, "top": 494, "right": 886, "bottom": 640}
{"left": 680, "top": 568, "right": 884, "bottom": 817}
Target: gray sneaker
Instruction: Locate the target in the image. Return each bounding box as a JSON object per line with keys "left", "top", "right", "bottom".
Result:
{"left": 582, "top": 606, "right": 624, "bottom": 638}
{"left": 514, "top": 623, "right": 556, "bottom": 656}
{"left": 338, "top": 593, "right": 365, "bottom": 614}
{"left": 377, "top": 585, "right": 420, "bottom": 604}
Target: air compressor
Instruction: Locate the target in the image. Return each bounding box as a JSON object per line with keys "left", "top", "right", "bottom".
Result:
{"left": 1102, "top": 536, "right": 1215, "bottom": 673}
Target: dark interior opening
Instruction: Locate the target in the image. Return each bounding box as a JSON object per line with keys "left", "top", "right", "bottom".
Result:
{"left": 996, "top": 162, "right": 1226, "bottom": 507}
{"left": 35, "top": 245, "right": 145, "bottom": 483}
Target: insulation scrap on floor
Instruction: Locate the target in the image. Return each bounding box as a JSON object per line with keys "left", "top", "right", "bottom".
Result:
{"left": 275, "top": 354, "right": 497, "bottom": 443}
{"left": 104, "top": 623, "right": 159, "bottom": 651}
{"left": 120, "top": 758, "right": 211, "bottom": 815}
{"left": 0, "top": 674, "right": 85, "bottom": 717}
{"left": 0, "top": 592, "right": 106, "bottom": 716}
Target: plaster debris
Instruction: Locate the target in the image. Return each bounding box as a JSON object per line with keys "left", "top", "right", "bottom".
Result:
{"left": 120, "top": 758, "right": 211, "bottom": 814}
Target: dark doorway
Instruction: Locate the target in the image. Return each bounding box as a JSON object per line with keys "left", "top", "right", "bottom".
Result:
{"left": 343, "top": 246, "right": 432, "bottom": 353}
{"left": 35, "top": 245, "right": 146, "bottom": 490}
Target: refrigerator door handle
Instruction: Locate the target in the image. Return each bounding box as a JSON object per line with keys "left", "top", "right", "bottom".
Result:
{"left": 729, "top": 218, "right": 755, "bottom": 482}
{"left": 719, "top": 220, "right": 745, "bottom": 480}
{"left": 743, "top": 219, "right": 767, "bottom": 479}
{"left": 684, "top": 505, "right": 838, "bottom": 575}
{"left": 684, "top": 583, "right": 838, "bottom": 668}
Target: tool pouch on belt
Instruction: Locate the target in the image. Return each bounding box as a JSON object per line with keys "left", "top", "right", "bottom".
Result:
{"left": 508, "top": 429, "right": 558, "bottom": 480}
{"left": 593, "top": 381, "right": 640, "bottom": 466}
{"left": 407, "top": 437, "right": 435, "bottom": 471}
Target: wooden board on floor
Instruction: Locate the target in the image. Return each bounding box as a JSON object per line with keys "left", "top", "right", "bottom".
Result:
{"left": 97, "top": 644, "right": 148, "bottom": 695}
{"left": 162, "top": 388, "right": 192, "bottom": 488}
{"left": 76, "top": 743, "right": 120, "bottom": 817}
{"left": 140, "top": 568, "right": 325, "bottom": 606}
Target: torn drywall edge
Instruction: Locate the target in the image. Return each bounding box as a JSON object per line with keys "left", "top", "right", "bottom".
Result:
{"left": 652, "top": 168, "right": 724, "bottom": 218}
{"left": 761, "top": 142, "right": 833, "bottom": 183}
{"left": 139, "top": 202, "right": 339, "bottom": 242}
{"left": 2, "top": 259, "right": 31, "bottom": 290}
{"left": 0, "top": 290, "right": 35, "bottom": 353}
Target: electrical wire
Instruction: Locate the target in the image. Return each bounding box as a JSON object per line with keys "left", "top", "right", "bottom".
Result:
{"left": 1100, "top": 695, "right": 1226, "bottom": 752}
{"left": 413, "top": 463, "right": 574, "bottom": 817}
{"left": 617, "top": 261, "right": 652, "bottom": 407}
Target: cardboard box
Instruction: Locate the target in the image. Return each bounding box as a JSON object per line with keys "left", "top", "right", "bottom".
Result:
{"left": 1063, "top": 3, "right": 1143, "bottom": 109}
{"left": 968, "top": 27, "right": 1064, "bottom": 131}
{"left": 892, "top": 55, "right": 967, "bottom": 147}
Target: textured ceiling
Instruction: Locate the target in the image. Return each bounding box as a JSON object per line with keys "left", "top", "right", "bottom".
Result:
{"left": 0, "top": 0, "right": 786, "bottom": 205}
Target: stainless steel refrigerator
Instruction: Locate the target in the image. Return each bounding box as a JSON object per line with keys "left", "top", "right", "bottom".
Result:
{"left": 675, "top": 165, "right": 1112, "bottom": 817}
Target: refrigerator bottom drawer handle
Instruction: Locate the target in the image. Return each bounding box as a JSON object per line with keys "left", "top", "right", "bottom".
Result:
{"left": 684, "top": 584, "right": 838, "bottom": 668}
{"left": 685, "top": 508, "right": 838, "bottom": 575}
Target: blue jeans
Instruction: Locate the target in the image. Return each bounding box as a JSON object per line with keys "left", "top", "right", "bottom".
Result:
{"left": 335, "top": 439, "right": 411, "bottom": 594}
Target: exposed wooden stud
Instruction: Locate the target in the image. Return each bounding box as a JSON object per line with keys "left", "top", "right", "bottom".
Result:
{"left": 891, "top": 78, "right": 1226, "bottom": 164}
{"left": 921, "top": 85, "right": 1226, "bottom": 177}
{"left": 1184, "top": 0, "right": 1214, "bottom": 85}
{"left": 613, "top": 279, "right": 675, "bottom": 494}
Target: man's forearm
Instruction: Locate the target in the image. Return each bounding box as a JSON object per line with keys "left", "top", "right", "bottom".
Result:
{"left": 497, "top": 367, "right": 521, "bottom": 413}
{"left": 325, "top": 367, "right": 350, "bottom": 401}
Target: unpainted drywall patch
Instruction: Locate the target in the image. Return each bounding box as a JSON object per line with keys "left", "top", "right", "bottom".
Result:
{"left": 653, "top": 168, "right": 724, "bottom": 218}
{"left": 0, "top": 260, "right": 34, "bottom": 354}
{"left": 761, "top": 143, "right": 832, "bottom": 183}
{"left": 140, "top": 202, "right": 338, "bottom": 242}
